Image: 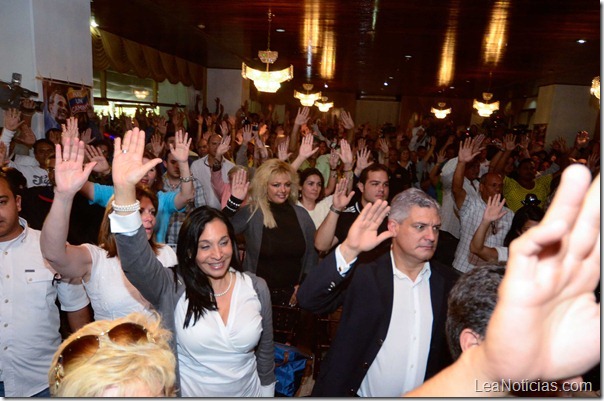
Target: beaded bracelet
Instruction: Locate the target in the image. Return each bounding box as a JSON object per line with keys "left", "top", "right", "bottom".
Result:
{"left": 179, "top": 175, "right": 194, "bottom": 183}
{"left": 111, "top": 200, "right": 141, "bottom": 212}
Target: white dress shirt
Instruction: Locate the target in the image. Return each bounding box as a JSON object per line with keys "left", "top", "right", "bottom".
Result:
{"left": 335, "top": 248, "right": 433, "bottom": 397}
{"left": 0, "top": 219, "right": 89, "bottom": 396}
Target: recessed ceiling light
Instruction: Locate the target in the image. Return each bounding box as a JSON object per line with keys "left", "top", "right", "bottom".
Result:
{"left": 276, "top": 28, "right": 285, "bottom": 33}
{"left": 404, "top": 55, "right": 412, "bottom": 59}
{"left": 389, "top": 76, "right": 394, "bottom": 80}
{"left": 384, "top": 82, "right": 389, "bottom": 86}
{"left": 576, "top": 39, "right": 586, "bottom": 44}
{"left": 197, "top": 24, "right": 205, "bottom": 29}
{"left": 449, "top": 86, "right": 455, "bottom": 89}
{"left": 324, "top": 83, "right": 328, "bottom": 88}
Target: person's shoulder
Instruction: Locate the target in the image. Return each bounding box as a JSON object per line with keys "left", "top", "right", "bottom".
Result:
{"left": 242, "top": 271, "right": 270, "bottom": 293}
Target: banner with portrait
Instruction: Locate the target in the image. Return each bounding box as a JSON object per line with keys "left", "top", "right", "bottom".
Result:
{"left": 42, "top": 79, "right": 92, "bottom": 134}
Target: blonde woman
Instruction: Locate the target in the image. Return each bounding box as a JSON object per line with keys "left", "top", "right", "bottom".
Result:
{"left": 49, "top": 312, "right": 176, "bottom": 397}
{"left": 225, "top": 158, "right": 318, "bottom": 306}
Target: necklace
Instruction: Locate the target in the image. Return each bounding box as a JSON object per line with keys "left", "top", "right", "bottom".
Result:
{"left": 213, "top": 271, "right": 233, "bottom": 297}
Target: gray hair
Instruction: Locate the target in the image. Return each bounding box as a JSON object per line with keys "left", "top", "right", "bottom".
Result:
{"left": 388, "top": 188, "right": 440, "bottom": 223}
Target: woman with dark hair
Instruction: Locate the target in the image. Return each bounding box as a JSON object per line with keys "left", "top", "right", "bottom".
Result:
{"left": 296, "top": 167, "right": 334, "bottom": 229}
{"left": 503, "top": 201, "right": 545, "bottom": 247}
{"left": 107, "top": 128, "right": 275, "bottom": 397}
{"left": 40, "top": 137, "right": 177, "bottom": 321}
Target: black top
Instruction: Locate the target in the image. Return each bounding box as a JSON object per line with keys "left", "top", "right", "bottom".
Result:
{"left": 256, "top": 201, "right": 306, "bottom": 289}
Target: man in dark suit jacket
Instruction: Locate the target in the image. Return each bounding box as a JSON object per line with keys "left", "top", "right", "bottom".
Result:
{"left": 298, "top": 188, "right": 459, "bottom": 397}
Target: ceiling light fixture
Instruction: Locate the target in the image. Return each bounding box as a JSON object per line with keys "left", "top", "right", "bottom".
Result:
{"left": 473, "top": 92, "right": 499, "bottom": 117}
{"left": 241, "top": 9, "right": 293, "bottom": 93}
{"left": 315, "top": 96, "right": 333, "bottom": 112}
{"left": 294, "top": 83, "right": 322, "bottom": 107}
{"left": 133, "top": 90, "right": 149, "bottom": 100}
{"left": 473, "top": 72, "right": 499, "bottom": 117}
{"left": 431, "top": 102, "right": 451, "bottom": 119}
{"left": 590, "top": 76, "right": 600, "bottom": 102}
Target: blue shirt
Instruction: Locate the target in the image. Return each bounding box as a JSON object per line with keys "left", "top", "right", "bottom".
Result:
{"left": 92, "top": 183, "right": 181, "bottom": 243}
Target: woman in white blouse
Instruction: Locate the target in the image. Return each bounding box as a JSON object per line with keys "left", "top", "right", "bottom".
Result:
{"left": 40, "top": 136, "right": 178, "bottom": 321}
{"left": 107, "top": 128, "right": 275, "bottom": 397}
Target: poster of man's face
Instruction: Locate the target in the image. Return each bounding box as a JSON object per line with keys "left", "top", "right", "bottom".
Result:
{"left": 42, "top": 80, "right": 91, "bottom": 133}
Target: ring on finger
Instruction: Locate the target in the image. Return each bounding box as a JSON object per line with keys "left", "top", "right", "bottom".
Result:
{"left": 122, "top": 149, "right": 128, "bottom": 154}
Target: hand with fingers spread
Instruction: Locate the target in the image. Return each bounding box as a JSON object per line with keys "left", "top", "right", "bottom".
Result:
{"left": 586, "top": 152, "right": 600, "bottom": 174}
{"left": 331, "top": 177, "right": 354, "bottom": 211}
{"left": 112, "top": 128, "right": 162, "bottom": 192}
{"left": 277, "top": 138, "right": 292, "bottom": 161}
{"left": 156, "top": 117, "right": 167, "bottom": 136}
{"left": 80, "top": 128, "right": 93, "bottom": 144}
{"left": 61, "top": 117, "right": 80, "bottom": 141}
{"left": 169, "top": 130, "right": 192, "bottom": 163}
{"left": 15, "top": 124, "right": 36, "bottom": 147}
{"left": 482, "top": 194, "right": 507, "bottom": 223}
{"left": 150, "top": 133, "right": 165, "bottom": 157}
{"left": 355, "top": 147, "right": 372, "bottom": 174}
{"left": 3, "top": 108, "right": 24, "bottom": 131}
{"left": 338, "top": 139, "right": 354, "bottom": 171}
{"left": 329, "top": 149, "right": 340, "bottom": 171}
{"left": 48, "top": 129, "right": 62, "bottom": 145}
{"left": 340, "top": 110, "right": 354, "bottom": 130}
{"left": 436, "top": 148, "right": 447, "bottom": 165}
{"left": 458, "top": 137, "right": 481, "bottom": 164}
{"left": 378, "top": 138, "right": 389, "bottom": 155}
{"left": 294, "top": 107, "right": 310, "bottom": 126}
{"left": 339, "top": 199, "right": 394, "bottom": 262}
{"left": 230, "top": 168, "right": 249, "bottom": 201}
{"left": 502, "top": 133, "right": 517, "bottom": 152}
{"left": 85, "top": 144, "right": 111, "bottom": 175}
{"left": 241, "top": 125, "right": 253, "bottom": 145}
{"left": 216, "top": 134, "right": 231, "bottom": 162}
{"left": 55, "top": 137, "right": 97, "bottom": 197}
{"left": 298, "top": 134, "right": 319, "bottom": 159}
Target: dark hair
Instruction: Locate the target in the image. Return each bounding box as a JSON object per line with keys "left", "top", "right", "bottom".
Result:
{"left": 503, "top": 204, "right": 545, "bottom": 247}
{"left": 358, "top": 163, "right": 388, "bottom": 185}
{"left": 298, "top": 168, "right": 325, "bottom": 202}
{"left": 0, "top": 167, "right": 26, "bottom": 197}
{"left": 176, "top": 207, "right": 242, "bottom": 329}
{"left": 33, "top": 138, "right": 55, "bottom": 152}
{"left": 44, "top": 127, "right": 62, "bottom": 140}
{"left": 446, "top": 265, "right": 505, "bottom": 360}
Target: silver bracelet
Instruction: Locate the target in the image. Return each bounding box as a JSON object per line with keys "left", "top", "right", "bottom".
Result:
{"left": 111, "top": 200, "right": 140, "bottom": 212}
{"left": 179, "top": 175, "right": 194, "bottom": 183}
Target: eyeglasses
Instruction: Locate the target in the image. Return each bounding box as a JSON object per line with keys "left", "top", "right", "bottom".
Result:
{"left": 53, "top": 322, "right": 152, "bottom": 389}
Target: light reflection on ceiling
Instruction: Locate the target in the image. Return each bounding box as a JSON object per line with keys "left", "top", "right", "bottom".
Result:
{"left": 482, "top": 0, "right": 510, "bottom": 66}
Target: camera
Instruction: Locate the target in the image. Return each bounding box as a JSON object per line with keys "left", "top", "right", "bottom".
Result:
{"left": 0, "top": 73, "right": 43, "bottom": 112}
{"left": 252, "top": 123, "right": 259, "bottom": 132}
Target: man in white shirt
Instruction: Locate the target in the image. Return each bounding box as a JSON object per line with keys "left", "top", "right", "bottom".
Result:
{"left": 0, "top": 174, "right": 90, "bottom": 397}
{"left": 298, "top": 188, "right": 459, "bottom": 396}
{"left": 190, "top": 133, "right": 234, "bottom": 209}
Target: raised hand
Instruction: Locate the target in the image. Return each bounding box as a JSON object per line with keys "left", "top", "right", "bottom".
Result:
{"left": 150, "top": 133, "right": 164, "bottom": 157}
{"left": 277, "top": 138, "right": 292, "bottom": 161}
{"left": 298, "top": 134, "right": 319, "bottom": 159}
{"left": 85, "top": 144, "right": 111, "bottom": 174}
{"left": 169, "top": 130, "right": 192, "bottom": 163}
{"left": 338, "top": 138, "right": 353, "bottom": 168}
{"left": 241, "top": 125, "right": 253, "bottom": 145}
{"left": 112, "top": 128, "right": 162, "bottom": 189}
{"left": 340, "top": 110, "right": 354, "bottom": 130}
{"left": 458, "top": 137, "right": 481, "bottom": 164}
{"left": 436, "top": 148, "right": 447, "bottom": 164}
{"left": 3, "top": 108, "right": 24, "bottom": 131}
{"left": 340, "top": 199, "right": 394, "bottom": 262}
{"left": 332, "top": 177, "right": 355, "bottom": 210}
{"left": 377, "top": 138, "right": 389, "bottom": 155}
{"left": 484, "top": 165, "right": 600, "bottom": 382}
{"left": 294, "top": 107, "right": 310, "bottom": 126}
{"left": 482, "top": 194, "right": 507, "bottom": 223}
{"left": 48, "top": 129, "right": 62, "bottom": 145}
{"left": 55, "top": 136, "right": 96, "bottom": 196}
{"left": 156, "top": 117, "right": 167, "bottom": 136}
{"left": 230, "top": 168, "right": 249, "bottom": 200}
{"left": 586, "top": 152, "right": 600, "bottom": 174}
{"left": 356, "top": 147, "right": 372, "bottom": 172}
{"left": 61, "top": 117, "right": 80, "bottom": 141}
{"left": 502, "top": 133, "right": 517, "bottom": 152}
{"left": 357, "top": 138, "right": 367, "bottom": 151}
{"left": 216, "top": 134, "right": 231, "bottom": 160}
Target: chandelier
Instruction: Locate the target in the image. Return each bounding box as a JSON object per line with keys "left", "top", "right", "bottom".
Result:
{"left": 590, "top": 76, "right": 600, "bottom": 102}
{"left": 294, "top": 83, "right": 322, "bottom": 107}
{"left": 315, "top": 96, "right": 333, "bottom": 112}
{"left": 473, "top": 92, "right": 499, "bottom": 117}
{"left": 431, "top": 102, "right": 451, "bottom": 119}
{"left": 241, "top": 9, "right": 293, "bottom": 93}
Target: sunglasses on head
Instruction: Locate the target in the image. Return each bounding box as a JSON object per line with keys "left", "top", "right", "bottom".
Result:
{"left": 54, "top": 322, "right": 152, "bottom": 389}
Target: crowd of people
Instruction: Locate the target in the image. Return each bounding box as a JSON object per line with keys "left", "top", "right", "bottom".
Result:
{"left": 0, "top": 97, "right": 600, "bottom": 397}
